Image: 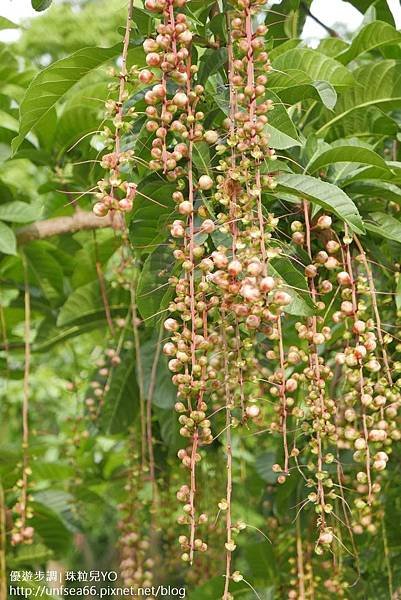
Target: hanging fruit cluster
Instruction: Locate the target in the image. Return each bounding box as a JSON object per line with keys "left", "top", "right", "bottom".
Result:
{"left": 90, "top": 0, "right": 401, "bottom": 597}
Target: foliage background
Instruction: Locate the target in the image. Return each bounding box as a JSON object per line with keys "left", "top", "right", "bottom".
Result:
{"left": 1, "top": 0, "right": 401, "bottom": 598}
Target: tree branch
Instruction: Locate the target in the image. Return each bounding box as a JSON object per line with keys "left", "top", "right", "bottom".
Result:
{"left": 16, "top": 210, "right": 123, "bottom": 245}
{"left": 300, "top": 1, "right": 339, "bottom": 38}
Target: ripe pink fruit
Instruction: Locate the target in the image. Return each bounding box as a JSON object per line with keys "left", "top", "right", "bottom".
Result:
{"left": 173, "top": 92, "right": 189, "bottom": 107}
{"left": 93, "top": 202, "right": 108, "bottom": 217}
{"left": 118, "top": 198, "right": 133, "bottom": 212}
{"left": 337, "top": 271, "right": 351, "bottom": 286}
{"left": 200, "top": 219, "right": 215, "bottom": 234}
{"left": 178, "top": 201, "right": 193, "bottom": 215}
{"left": 228, "top": 260, "right": 242, "bottom": 277}
{"left": 204, "top": 130, "right": 218, "bottom": 145}
{"left": 198, "top": 175, "right": 214, "bottom": 190}
{"left": 139, "top": 69, "right": 154, "bottom": 84}
{"left": 317, "top": 215, "right": 332, "bottom": 230}
{"left": 246, "top": 405, "right": 260, "bottom": 418}
{"left": 260, "top": 276, "right": 275, "bottom": 293}
{"left": 240, "top": 283, "right": 261, "bottom": 302}
{"left": 146, "top": 53, "right": 161, "bottom": 67}
{"left": 274, "top": 291, "right": 291, "bottom": 306}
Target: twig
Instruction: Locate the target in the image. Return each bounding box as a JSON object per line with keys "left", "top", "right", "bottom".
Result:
{"left": 300, "top": 1, "right": 339, "bottom": 37}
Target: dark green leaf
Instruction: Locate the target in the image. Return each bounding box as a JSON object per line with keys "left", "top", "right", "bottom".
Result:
{"left": 136, "top": 245, "right": 176, "bottom": 326}
{"left": 100, "top": 353, "right": 139, "bottom": 434}
{"left": 31, "top": 0, "right": 53, "bottom": 10}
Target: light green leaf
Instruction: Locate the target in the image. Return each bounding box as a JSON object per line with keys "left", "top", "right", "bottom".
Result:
{"left": 32, "top": 462, "right": 74, "bottom": 481}
{"left": 336, "top": 21, "right": 401, "bottom": 64}
{"left": 265, "top": 91, "right": 301, "bottom": 149}
{"left": 0, "top": 17, "right": 19, "bottom": 30}
{"left": 8, "top": 544, "right": 52, "bottom": 568}
{"left": 0, "top": 201, "right": 42, "bottom": 223}
{"left": 272, "top": 48, "right": 354, "bottom": 88}
{"left": 276, "top": 173, "right": 365, "bottom": 234}
{"left": 192, "top": 141, "right": 212, "bottom": 175}
{"left": 316, "top": 61, "right": 401, "bottom": 137}
{"left": 307, "top": 145, "right": 390, "bottom": 174}
{"left": 269, "top": 256, "right": 315, "bottom": 316}
{"left": 276, "top": 80, "right": 338, "bottom": 110}
{"left": 0, "top": 221, "right": 17, "bottom": 255}
{"left": 13, "top": 45, "right": 143, "bottom": 153}
{"left": 364, "top": 212, "right": 401, "bottom": 243}
{"left": 396, "top": 276, "right": 401, "bottom": 311}
{"left": 347, "top": 0, "right": 395, "bottom": 25}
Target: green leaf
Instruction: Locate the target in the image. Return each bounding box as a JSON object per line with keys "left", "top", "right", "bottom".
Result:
{"left": 57, "top": 280, "right": 128, "bottom": 327}
{"left": 25, "top": 244, "right": 64, "bottom": 303}
{"left": 32, "top": 462, "right": 74, "bottom": 482}
{"left": 255, "top": 451, "right": 277, "bottom": 483}
{"left": 364, "top": 212, "right": 401, "bottom": 243}
{"left": 132, "top": 6, "right": 153, "bottom": 35}
{"left": 347, "top": 0, "right": 395, "bottom": 25}
{"left": 396, "top": 277, "right": 401, "bottom": 311}
{"left": 245, "top": 542, "right": 277, "bottom": 581}
{"left": 0, "top": 201, "right": 42, "bottom": 223}
{"left": 271, "top": 48, "right": 354, "bottom": 88}
{"left": 276, "top": 80, "right": 338, "bottom": 110}
{"left": 31, "top": 0, "right": 53, "bottom": 11}
{"left": 269, "top": 256, "right": 315, "bottom": 316}
{"left": 130, "top": 178, "right": 175, "bottom": 250}
{"left": 100, "top": 353, "right": 139, "bottom": 434}
{"left": 13, "top": 45, "right": 144, "bottom": 153}
{"left": 190, "top": 576, "right": 248, "bottom": 600}
{"left": 307, "top": 145, "right": 390, "bottom": 174}
{"left": 0, "top": 221, "right": 17, "bottom": 255}
{"left": 344, "top": 180, "right": 401, "bottom": 204}
{"left": 140, "top": 336, "right": 176, "bottom": 409}
{"left": 336, "top": 21, "right": 401, "bottom": 64}
{"left": 0, "top": 17, "right": 19, "bottom": 30}
{"left": 318, "top": 37, "right": 349, "bottom": 57}
{"left": 276, "top": 173, "right": 365, "bottom": 234}
{"left": 30, "top": 501, "right": 73, "bottom": 555}
{"left": 8, "top": 544, "right": 52, "bottom": 567}
{"left": 136, "top": 245, "right": 176, "bottom": 326}
{"left": 197, "top": 47, "right": 228, "bottom": 84}
{"left": 265, "top": 91, "right": 300, "bottom": 149}
{"left": 192, "top": 141, "right": 212, "bottom": 175}
{"left": 316, "top": 61, "right": 401, "bottom": 137}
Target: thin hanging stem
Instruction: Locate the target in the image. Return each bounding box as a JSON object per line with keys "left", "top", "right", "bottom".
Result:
{"left": 0, "top": 481, "right": 6, "bottom": 600}
{"left": 354, "top": 236, "right": 393, "bottom": 386}
{"left": 147, "top": 325, "right": 163, "bottom": 502}
{"left": 130, "top": 280, "right": 147, "bottom": 472}
{"left": 21, "top": 255, "right": 31, "bottom": 532}
{"left": 221, "top": 320, "right": 233, "bottom": 600}
{"left": 296, "top": 515, "right": 306, "bottom": 600}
